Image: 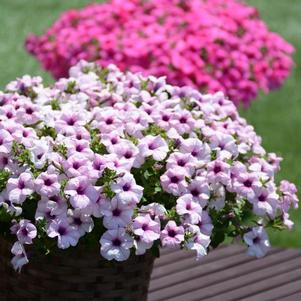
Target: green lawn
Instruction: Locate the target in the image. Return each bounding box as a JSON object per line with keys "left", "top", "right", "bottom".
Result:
{"left": 0, "top": 0, "right": 300, "bottom": 247}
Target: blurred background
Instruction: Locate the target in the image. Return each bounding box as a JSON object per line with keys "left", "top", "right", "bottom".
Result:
{"left": 0, "top": 0, "right": 300, "bottom": 247}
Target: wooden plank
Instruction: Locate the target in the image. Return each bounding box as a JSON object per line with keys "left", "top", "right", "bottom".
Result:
{"left": 241, "top": 278, "right": 301, "bottom": 301}
{"left": 152, "top": 244, "right": 243, "bottom": 280}
{"left": 155, "top": 245, "right": 227, "bottom": 268}
{"left": 150, "top": 247, "right": 256, "bottom": 292}
{"left": 148, "top": 249, "right": 300, "bottom": 301}
{"left": 154, "top": 248, "right": 194, "bottom": 269}
{"left": 277, "top": 290, "right": 301, "bottom": 301}
{"left": 202, "top": 257, "right": 301, "bottom": 301}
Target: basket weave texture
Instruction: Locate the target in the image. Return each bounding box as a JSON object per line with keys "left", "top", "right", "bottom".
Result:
{"left": 0, "top": 238, "right": 154, "bottom": 301}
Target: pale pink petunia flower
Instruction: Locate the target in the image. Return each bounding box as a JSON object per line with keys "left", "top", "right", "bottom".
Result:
{"left": 100, "top": 197, "right": 133, "bottom": 229}
{"left": 176, "top": 194, "right": 202, "bottom": 224}
{"left": 10, "top": 219, "right": 37, "bottom": 245}
{"left": 100, "top": 228, "right": 134, "bottom": 261}
{"left": 243, "top": 226, "right": 270, "bottom": 258}
{"left": 11, "top": 241, "right": 29, "bottom": 272}
{"left": 7, "top": 172, "right": 34, "bottom": 204}
{"left": 47, "top": 218, "right": 80, "bottom": 249}
{"left": 161, "top": 221, "right": 184, "bottom": 248}
{"left": 65, "top": 176, "right": 99, "bottom": 209}
{"left": 133, "top": 214, "right": 161, "bottom": 243}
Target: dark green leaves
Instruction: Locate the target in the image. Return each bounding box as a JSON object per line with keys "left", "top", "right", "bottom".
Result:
{"left": 90, "top": 128, "right": 107, "bottom": 155}
{"left": 50, "top": 99, "right": 60, "bottom": 110}
{"left": 65, "top": 80, "right": 77, "bottom": 94}
{"left": 96, "top": 168, "right": 117, "bottom": 198}
{"left": 37, "top": 125, "right": 57, "bottom": 139}
{"left": 53, "top": 143, "right": 67, "bottom": 158}
{"left": 12, "top": 141, "right": 32, "bottom": 167}
{"left": 0, "top": 170, "right": 10, "bottom": 191}
{"left": 210, "top": 193, "right": 255, "bottom": 248}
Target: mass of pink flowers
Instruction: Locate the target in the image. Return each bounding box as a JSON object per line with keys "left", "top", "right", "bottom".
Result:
{"left": 0, "top": 60, "right": 298, "bottom": 271}
{"left": 25, "top": 0, "right": 294, "bottom": 106}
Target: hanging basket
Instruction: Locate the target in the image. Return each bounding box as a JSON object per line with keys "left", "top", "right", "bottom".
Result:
{"left": 0, "top": 238, "right": 155, "bottom": 301}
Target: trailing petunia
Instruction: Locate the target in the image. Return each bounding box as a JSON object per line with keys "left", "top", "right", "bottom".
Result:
{"left": 0, "top": 60, "right": 298, "bottom": 271}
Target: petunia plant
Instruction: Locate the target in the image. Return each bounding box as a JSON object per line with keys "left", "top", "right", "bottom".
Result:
{"left": 25, "top": 0, "right": 294, "bottom": 106}
{"left": 0, "top": 60, "right": 298, "bottom": 272}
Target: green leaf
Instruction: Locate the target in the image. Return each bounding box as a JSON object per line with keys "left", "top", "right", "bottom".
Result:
{"left": 0, "top": 170, "right": 10, "bottom": 192}
{"left": 50, "top": 99, "right": 60, "bottom": 110}
{"left": 37, "top": 125, "right": 57, "bottom": 139}
{"left": 65, "top": 80, "right": 77, "bottom": 94}
{"left": 53, "top": 143, "right": 68, "bottom": 158}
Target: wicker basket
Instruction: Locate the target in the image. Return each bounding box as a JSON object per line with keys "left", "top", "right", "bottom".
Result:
{"left": 0, "top": 238, "right": 155, "bottom": 301}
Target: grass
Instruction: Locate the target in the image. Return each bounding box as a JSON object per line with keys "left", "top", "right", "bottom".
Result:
{"left": 0, "top": 0, "right": 300, "bottom": 247}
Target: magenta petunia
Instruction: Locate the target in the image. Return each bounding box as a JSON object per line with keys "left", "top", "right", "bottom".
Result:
{"left": 25, "top": 0, "right": 294, "bottom": 106}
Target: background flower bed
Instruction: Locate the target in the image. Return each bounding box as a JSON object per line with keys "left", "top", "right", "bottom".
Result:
{"left": 0, "top": 0, "right": 300, "bottom": 247}
{"left": 24, "top": 0, "right": 294, "bottom": 107}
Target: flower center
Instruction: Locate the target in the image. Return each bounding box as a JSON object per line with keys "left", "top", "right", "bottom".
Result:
{"left": 94, "top": 161, "right": 103, "bottom": 170}
{"left": 213, "top": 165, "right": 222, "bottom": 174}
{"left": 179, "top": 116, "right": 187, "bottom": 124}
{"left": 21, "top": 228, "right": 28, "bottom": 236}
{"left": 111, "top": 137, "right": 118, "bottom": 144}
{"left": 112, "top": 208, "right": 121, "bottom": 217}
{"left": 44, "top": 178, "right": 53, "bottom": 186}
{"left": 22, "top": 131, "right": 29, "bottom": 137}
{"left": 76, "top": 144, "right": 84, "bottom": 152}
{"left": 170, "top": 176, "right": 179, "bottom": 184}
{"left": 26, "top": 107, "right": 34, "bottom": 115}
{"left": 67, "top": 118, "right": 76, "bottom": 126}
{"left": 112, "top": 238, "right": 121, "bottom": 246}
{"left": 73, "top": 162, "right": 80, "bottom": 169}
{"left": 124, "top": 151, "right": 132, "bottom": 159}
{"left": 123, "top": 183, "right": 131, "bottom": 191}
{"left": 76, "top": 186, "right": 86, "bottom": 195}
{"left": 168, "top": 229, "right": 176, "bottom": 237}
{"left": 162, "top": 115, "right": 169, "bottom": 122}
{"left": 258, "top": 194, "right": 267, "bottom": 202}
{"left": 1, "top": 157, "right": 8, "bottom": 165}
{"left": 74, "top": 217, "right": 82, "bottom": 226}
{"left": 58, "top": 226, "right": 67, "bottom": 236}
{"left": 106, "top": 117, "right": 113, "bottom": 125}
{"left": 148, "top": 143, "right": 156, "bottom": 150}
{"left": 142, "top": 224, "right": 149, "bottom": 231}
{"left": 191, "top": 150, "right": 198, "bottom": 157}
{"left": 191, "top": 189, "right": 199, "bottom": 197}
{"left": 244, "top": 179, "right": 252, "bottom": 188}
{"left": 49, "top": 195, "right": 60, "bottom": 203}
{"left": 177, "top": 159, "right": 186, "bottom": 167}
{"left": 6, "top": 111, "right": 13, "bottom": 118}
{"left": 18, "top": 180, "right": 25, "bottom": 189}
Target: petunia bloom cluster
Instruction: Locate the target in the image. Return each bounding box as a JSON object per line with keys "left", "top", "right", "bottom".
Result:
{"left": 0, "top": 60, "right": 298, "bottom": 271}
{"left": 25, "top": 0, "right": 294, "bottom": 106}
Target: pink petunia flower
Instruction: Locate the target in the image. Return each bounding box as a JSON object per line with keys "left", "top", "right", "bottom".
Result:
{"left": 243, "top": 226, "right": 270, "bottom": 258}
{"left": 6, "top": 172, "right": 34, "bottom": 204}
{"left": 160, "top": 167, "right": 188, "bottom": 196}
{"left": 35, "top": 172, "right": 61, "bottom": 197}
{"left": 161, "top": 221, "right": 184, "bottom": 248}
{"left": 10, "top": 219, "right": 37, "bottom": 245}
{"left": 100, "top": 197, "right": 133, "bottom": 229}
{"left": 65, "top": 176, "right": 99, "bottom": 209}
{"left": 47, "top": 218, "right": 80, "bottom": 249}
{"left": 100, "top": 228, "right": 134, "bottom": 261}
{"left": 133, "top": 214, "right": 161, "bottom": 243}
{"left": 176, "top": 194, "right": 202, "bottom": 224}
